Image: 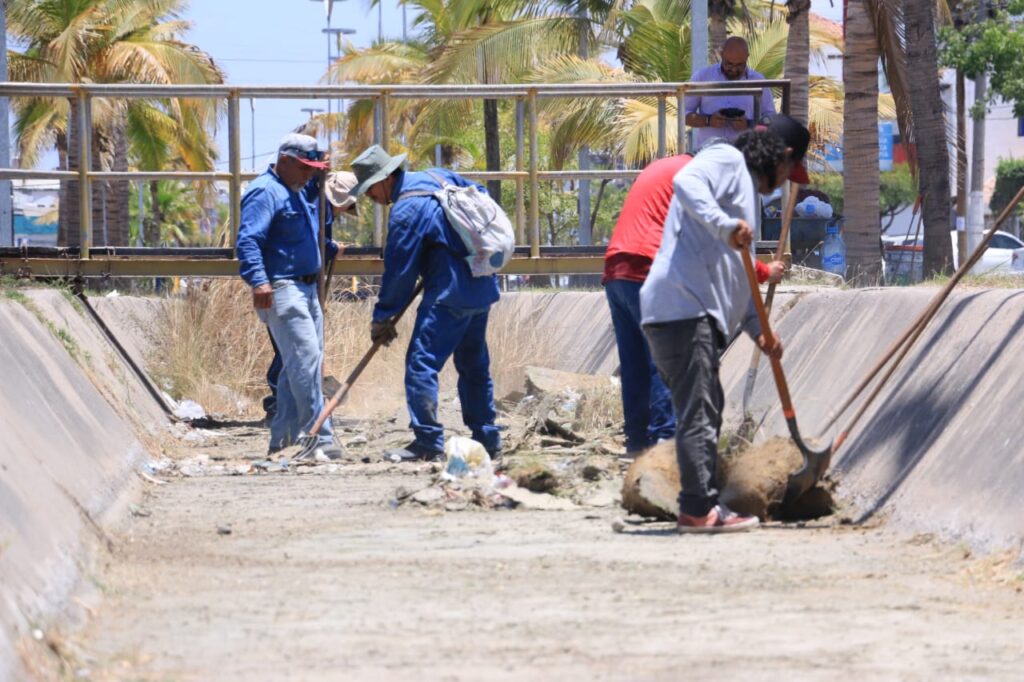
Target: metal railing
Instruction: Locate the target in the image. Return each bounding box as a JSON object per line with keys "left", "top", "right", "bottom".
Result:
{"left": 0, "top": 80, "right": 790, "bottom": 277}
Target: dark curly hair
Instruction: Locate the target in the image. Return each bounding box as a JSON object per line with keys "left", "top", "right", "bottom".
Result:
{"left": 734, "top": 130, "right": 787, "bottom": 188}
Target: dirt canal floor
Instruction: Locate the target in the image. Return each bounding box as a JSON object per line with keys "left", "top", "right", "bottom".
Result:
{"left": 43, "top": 421, "right": 1022, "bottom": 682}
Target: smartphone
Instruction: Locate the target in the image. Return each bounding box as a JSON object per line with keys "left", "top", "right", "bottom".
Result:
{"left": 718, "top": 107, "right": 746, "bottom": 119}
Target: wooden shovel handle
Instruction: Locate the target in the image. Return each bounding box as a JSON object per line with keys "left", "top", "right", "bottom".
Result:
{"left": 741, "top": 247, "right": 795, "bottom": 419}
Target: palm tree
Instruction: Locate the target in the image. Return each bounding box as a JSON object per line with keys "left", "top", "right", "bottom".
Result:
{"left": 904, "top": 0, "right": 953, "bottom": 276}
{"left": 340, "top": 0, "right": 589, "bottom": 205}
{"left": 784, "top": 0, "right": 812, "bottom": 123}
{"left": 7, "top": 0, "right": 223, "bottom": 247}
{"left": 595, "top": 3, "right": 848, "bottom": 165}
{"left": 842, "top": 0, "right": 883, "bottom": 282}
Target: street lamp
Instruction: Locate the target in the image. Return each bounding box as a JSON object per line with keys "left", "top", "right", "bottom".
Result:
{"left": 301, "top": 107, "right": 325, "bottom": 121}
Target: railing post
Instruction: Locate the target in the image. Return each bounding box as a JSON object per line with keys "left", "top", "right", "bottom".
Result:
{"left": 676, "top": 88, "right": 687, "bottom": 155}
{"left": 657, "top": 96, "right": 667, "bottom": 158}
{"left": 380, "top": 91, "right": 390, "bottom": 152}
{"left": 515, "top": 98, "right": 525, "bottom": 245}
{"left": 528, "top": 89, "right": 540, "bottom": 259}
{"left": 77, "top": 89, "right": 92, "bottom": 256}
{"left": 372, "top": 97, "right": 383, "bottom": 247}
{"left": 228, "top": 91, "right": 242, "bottom": 252}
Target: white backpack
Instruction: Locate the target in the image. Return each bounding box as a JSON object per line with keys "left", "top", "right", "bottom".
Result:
{"left": 400, "top": 170, "right": 515, "bottom": 277}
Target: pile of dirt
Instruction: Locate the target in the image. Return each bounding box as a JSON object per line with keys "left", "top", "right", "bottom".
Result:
{"left": 621, "top": 438, "right": 834, "bottom": 521}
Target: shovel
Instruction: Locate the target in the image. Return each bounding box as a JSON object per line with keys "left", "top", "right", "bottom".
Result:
{"left": 293, "top": 281, "right": 424, "bottom": 462}
{"left": 740, "top": 247, "right": 832, "bottom": 502}
{"left": 739, "top": 182, "right": 799, "bottom": 437}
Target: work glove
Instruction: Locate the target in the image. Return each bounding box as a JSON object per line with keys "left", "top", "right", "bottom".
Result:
{"left": 370, "top": 320, "right": 398, "bottom": 347}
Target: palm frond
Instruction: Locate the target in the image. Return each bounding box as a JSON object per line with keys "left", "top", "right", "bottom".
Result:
{"left": 425, "top": 16, "right": 587, "bottom": 84}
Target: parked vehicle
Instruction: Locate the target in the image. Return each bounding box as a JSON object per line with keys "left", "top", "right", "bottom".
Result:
{"left": 882, "top": 230, "right": 1024, "bottom": 279}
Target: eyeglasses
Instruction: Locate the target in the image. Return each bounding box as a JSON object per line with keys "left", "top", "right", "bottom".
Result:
{"left": 721, "top": 58, "right": 747, "bottom": 70}
{"left": 282, "top": 147, "right": 325, "bottom": 162}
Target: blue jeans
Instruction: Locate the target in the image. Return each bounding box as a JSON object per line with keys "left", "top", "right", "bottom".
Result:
{"left": 256, "top": 280, "right": 333, "bottom": 451}
{"left": 406, "top": 303, "right": 501, "bottom": 454}
{"left": 605, "top": 279, "right": 675, "bottom": 453}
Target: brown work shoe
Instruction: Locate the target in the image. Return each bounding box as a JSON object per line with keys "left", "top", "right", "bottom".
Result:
{"left": 677, "top": 504, "right": 760, "bottom": 534}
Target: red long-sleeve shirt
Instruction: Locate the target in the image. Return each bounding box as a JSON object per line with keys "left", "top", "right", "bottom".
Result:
{"left": 604, "top": 154, "right": 770, "bottom": 284}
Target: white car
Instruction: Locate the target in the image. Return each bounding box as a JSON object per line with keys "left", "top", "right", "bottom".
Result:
{"left": 883, "top": 230, "right": 1024, "bottom": 276}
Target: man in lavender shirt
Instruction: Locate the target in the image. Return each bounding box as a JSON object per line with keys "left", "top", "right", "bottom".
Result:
{"left": 684, "top": 36, "right": 777, "bottom": 150}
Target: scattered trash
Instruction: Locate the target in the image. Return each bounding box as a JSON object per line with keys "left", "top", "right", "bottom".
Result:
{"left": 173, "top": 399, "right": 207, "bottom": 421}
{"left": 143, "top": 457, "right": 172, "bottom": 475}
{"left": 217, "top": 525, "right": 232, "bottom": 535}
{"left": 441, "top": 436, "right": 494, "bottom": 485}
{"left": 31, "top": 628, "right": 44, "bottom": 641}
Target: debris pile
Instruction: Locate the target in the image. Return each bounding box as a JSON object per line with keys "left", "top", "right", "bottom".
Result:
{"left": 620, "top": 438, "right": 835, "bottom": 521}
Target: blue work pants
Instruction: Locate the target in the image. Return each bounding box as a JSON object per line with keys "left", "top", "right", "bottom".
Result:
{"left": 405, "top": 304, "right": 500, "bottom": 453}
{"left": 256, "top": 280, "right": 333, "bottom": 451}
{"left": 605, "top": 279, "right": 676, "bottom": 453}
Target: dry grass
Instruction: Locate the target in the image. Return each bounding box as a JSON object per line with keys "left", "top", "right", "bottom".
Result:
{"left": 574, "top": 381, "right": 624, "bottom": 433}
{"left": 150, "top": 280, "right": 559, "bottom": 419}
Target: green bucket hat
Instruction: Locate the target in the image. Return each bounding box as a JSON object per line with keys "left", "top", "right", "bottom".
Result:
{"left": 351, "top": 144, "right": 407, "bottom": 197}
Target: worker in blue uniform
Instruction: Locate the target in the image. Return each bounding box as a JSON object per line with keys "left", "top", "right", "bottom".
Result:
{"left": 350, "top": 144, "right": 501, "bottom": 462}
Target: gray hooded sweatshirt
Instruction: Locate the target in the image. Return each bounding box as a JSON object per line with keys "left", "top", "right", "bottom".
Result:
{"left": 639, "top": 142, "right": 761, "bottom": 342}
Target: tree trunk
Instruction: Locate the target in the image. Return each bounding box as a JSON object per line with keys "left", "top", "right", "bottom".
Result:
{"left": 484, "top": 99, "right": 501, "bottom": 207}
{"left": 842, "top": 0, "right": 883, "bottom": 284}
{"left": 59, "top": 98, "right": 80, "bottom": 248}
{"left": 91, "top": 127, "right": 108, "bottom": 246}
{"left": 148, "top": 180, "right": 163, "bottom": 246}
{"left": 109, "top": 121, "right": 131, "bottom": 246}
{"left": 709, "top": 3, "right": 729, "bottom": 58}
{"left": 904, "top": 0, "right": 952, "bottom": 276}
{"left": 784, "top": 0, "right": 811, "bottom": 125}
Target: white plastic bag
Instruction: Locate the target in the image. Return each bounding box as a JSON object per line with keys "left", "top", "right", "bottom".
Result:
{"left": 442, "top": 436, "right": 494, "bottom": 486}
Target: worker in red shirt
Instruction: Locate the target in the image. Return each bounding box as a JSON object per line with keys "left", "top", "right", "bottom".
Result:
{"left": 603, "top": 154, "right": 784, "bottom": 456}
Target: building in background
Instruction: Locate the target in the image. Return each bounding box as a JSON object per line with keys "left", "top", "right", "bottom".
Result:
{"left": 12, "top": 179, "right": 58, "bottom": 247}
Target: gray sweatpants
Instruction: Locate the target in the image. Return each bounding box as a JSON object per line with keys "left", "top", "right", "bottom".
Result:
{"left": 643, "top": 316, "right": 725, "bottom": 517}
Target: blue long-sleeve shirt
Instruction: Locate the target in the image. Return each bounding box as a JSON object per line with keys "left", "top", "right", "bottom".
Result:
{"left": 372, "top": 168, "right": 500, "bottom": 322}
{"left": 236, "top": 166, "right": 335, "bottom": 288}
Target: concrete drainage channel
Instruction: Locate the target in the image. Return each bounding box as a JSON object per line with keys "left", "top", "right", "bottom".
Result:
{"left": 1, "top": 285, "right": 1023, "bottom": 678}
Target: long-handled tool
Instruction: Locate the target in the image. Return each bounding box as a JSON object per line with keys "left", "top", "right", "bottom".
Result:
{"left": 817, "top": 182, "right": 1024, "bottom": 443}
{"left": 740, "top": 182, "right": 799, "bottom": 435}
{"left": 740, "top": 247, "right": 832, "bottom": 502}
{"left": 293, "top": 281, "right": 424, "bottom": 461}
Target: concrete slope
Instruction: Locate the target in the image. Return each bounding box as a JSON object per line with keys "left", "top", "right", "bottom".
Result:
{"left": 498, "top": 291, "right": 619, "bottom": 375}
{"left": 495, "top": 288, "right": 811, "bottom": 376}
{"left": 0, "top": 291, "right": 160, "bottom": 680}
{"left": 722, "top": 287, "right": 1024, "bottom": 556}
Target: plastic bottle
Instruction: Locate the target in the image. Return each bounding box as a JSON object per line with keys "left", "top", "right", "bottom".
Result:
{"left": 821, "top": 223, "right": 847, "bottom": 277}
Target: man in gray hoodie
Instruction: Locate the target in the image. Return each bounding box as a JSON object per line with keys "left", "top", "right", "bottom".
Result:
{"left": 640, "top": 114, "right": 810, "bottom": 533}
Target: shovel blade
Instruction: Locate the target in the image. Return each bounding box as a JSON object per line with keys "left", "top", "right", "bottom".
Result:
{"left": 782, "top": 418, "right": 833, "bottom": 503}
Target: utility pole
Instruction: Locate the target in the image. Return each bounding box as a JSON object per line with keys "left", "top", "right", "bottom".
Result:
{"left": 0, "top": 0, "right": 13, "bottom": 247}
{"left": 691, "top": 0, "right": 709, "bottom": 74}
{"left": 967, "top": 0, "right": 988, "bottom": 260}
{"left": 956, "top": 70, "right": 968, "bottom": 267}
{"left": 577, "top": 4, "right": 591, "bottom": 246}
